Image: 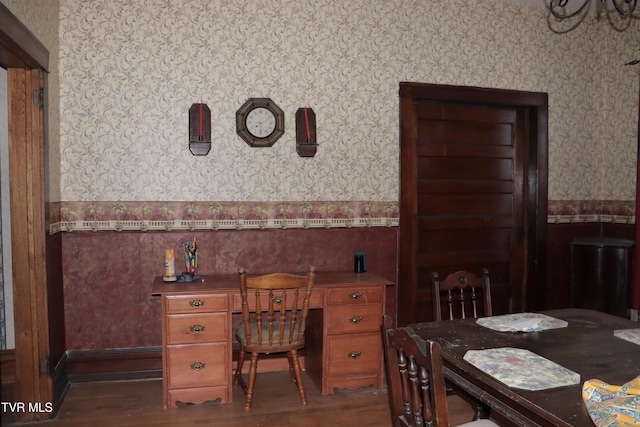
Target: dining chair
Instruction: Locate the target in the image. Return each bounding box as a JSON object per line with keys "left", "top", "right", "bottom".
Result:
{"left": 432, "top": 269, "right": 493, "bottom": 419}
{"left": 382, "top": 315, "right": 499, "bottom": 427}
{"left": 234, "top": 267, "right": 316, "bottom": 411}
{"left": 432, "top": 269, "right": 492, "bottom": 321}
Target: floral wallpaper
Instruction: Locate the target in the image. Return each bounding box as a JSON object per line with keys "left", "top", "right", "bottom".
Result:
{"left": 8, "top": 0, "right": 640, "bottom": 231}
{"left": 4, "top": 0, "right": 639, "bottom": 353}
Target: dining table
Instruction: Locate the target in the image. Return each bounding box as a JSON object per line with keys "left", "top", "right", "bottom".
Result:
{"left": 408, "top": 308, "right": 640, "bottom": 427}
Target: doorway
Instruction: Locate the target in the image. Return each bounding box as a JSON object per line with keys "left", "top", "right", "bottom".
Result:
{"left": 397, "top": 82, "right": 548, "bottom": 325}
{"left": 0, "top": 3, "right": 64, "bottom": 423}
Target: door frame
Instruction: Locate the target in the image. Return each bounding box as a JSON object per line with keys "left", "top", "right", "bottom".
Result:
{"left": 398, "top": 82, "right": 548, "bottom": 325}
{"left": 1, "top": 3, "right": 55, "bottom": 422}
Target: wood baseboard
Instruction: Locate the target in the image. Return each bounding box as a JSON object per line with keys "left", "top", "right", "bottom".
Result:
{"left": 51, "top": 352, "right": 70, "bottom": 418}
{"left": 66, "top": 347, "right": 162, "bottom": 383}
{"left": 5, "top": 345, "right": 306, "bottom": 388}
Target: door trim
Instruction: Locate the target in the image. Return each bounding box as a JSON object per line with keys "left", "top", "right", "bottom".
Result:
{"left": 1, "top": 3, "right": 55, "bottom": 422}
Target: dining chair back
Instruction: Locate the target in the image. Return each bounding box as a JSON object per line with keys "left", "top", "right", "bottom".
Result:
{"left": 383, "top": 314, "right": 450, "bottom": 426}
{"left": 432, "top": 269, "right": 492, "bottom": 321}
{"left": 382, "top": 315, "right": 499, "bottom": 427}
{"left": 234, "top": 267, "right": 316, "bottom": 411}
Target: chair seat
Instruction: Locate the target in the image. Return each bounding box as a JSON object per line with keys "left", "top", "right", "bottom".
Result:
{"left": 236, "top": 323, "right": 304, "bottom": 351}
{"left": 458, "top": 419, "right": 500, "bottom": 427}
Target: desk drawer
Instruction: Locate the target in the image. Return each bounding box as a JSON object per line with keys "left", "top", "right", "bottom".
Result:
{"left": 326, "top": 332, "right": 381, "bottom": 377}
{"left": 326, "top": 304, "right": 382, "bottom": 334}
{"left": 167, "top": 312, "right": 228, "bottom": 344}
{"left": 166, "top": 294, "right": 228, "bottom": 314}
{"left": 231, "top": 289, "right": 323, "bottom": 312}
{"left": 327, "top": 287, "right": 383, "bottom": 305}
{"left": 167, "top": 343, "right": 228, "bottom": 389}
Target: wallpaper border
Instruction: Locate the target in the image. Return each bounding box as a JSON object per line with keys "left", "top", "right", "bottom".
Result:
{"left": 51, "top": 200, "right": 399, "bottom": 233}
{"left": 547, "top": 200, "right": 635, "bottom": 224}
{"left": 49, "top": 199, "right": 637, "bottom": 234}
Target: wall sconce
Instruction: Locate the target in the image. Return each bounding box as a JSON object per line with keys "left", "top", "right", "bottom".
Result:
{"left": 189, "top": 103, "right": 211, "bottom": 156}
{"left": 295, "top": 107, "right": 317, "bottom": 157}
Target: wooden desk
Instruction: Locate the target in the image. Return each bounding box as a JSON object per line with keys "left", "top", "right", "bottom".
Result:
{"left": 409, "top": 309, "right": 640, "bottom": 427}
{"left": 152, "top": 271, "right": 393, "bottom": 409}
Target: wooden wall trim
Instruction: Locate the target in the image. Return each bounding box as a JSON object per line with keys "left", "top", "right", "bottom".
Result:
{"left": 2, "top": 4, "right": 55, "bottom": 422}
{"left": 62, "top": 346, "right": 303, "bottom": 384}
{"left": 0, "top": 3, "right": 49, "bottom": 70}
{"left": 8, "top": 67, "right": 52, "bottom": 422}
{"left": 65, "top": 347, "right": 162, "bottom": 383}
{"left": 50, "top": 351, "right": 70, "bottom": 419}
{"left": 399, "top": 81, "right": 548, "bottom": 106}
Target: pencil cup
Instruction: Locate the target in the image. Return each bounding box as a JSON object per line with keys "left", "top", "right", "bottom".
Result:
{"left": 183, "top": 241, "right": 198, "bottom": 274}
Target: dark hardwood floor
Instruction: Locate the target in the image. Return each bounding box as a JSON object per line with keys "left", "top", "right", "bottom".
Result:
{"left": 3, "top": 371, "right": 475, "bottom": 426}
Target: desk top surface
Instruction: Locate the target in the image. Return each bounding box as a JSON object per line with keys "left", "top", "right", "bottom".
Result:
{"left": 409, "top": 309, "right": 640, "bottom": 427}
{"left": 152, "top": 270, "right": 393, "bottom": 295}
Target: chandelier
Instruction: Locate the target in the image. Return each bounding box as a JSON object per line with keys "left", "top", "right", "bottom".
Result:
{"left": 549, "top": 0, "right": 637, "bottom": 19}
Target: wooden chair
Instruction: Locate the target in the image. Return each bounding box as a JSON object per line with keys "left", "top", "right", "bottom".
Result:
{"left": 234, "top": 267, "right": 316, "bottom": 411}
{"left": 432, "top": 269, "right": 492, "bottom": 321}
{"left": 431, "top": 269, "right": 493, "bottom": 420}
{"left": 382, "top": 315, "right": 499, "bottom": 427}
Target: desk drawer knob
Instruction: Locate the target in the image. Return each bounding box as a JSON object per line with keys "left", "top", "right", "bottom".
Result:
{"left": 348, "top": 292, "right": 363, "bottom": 300}
{"left": 189, "top": 324, "right": 205, "bottom": 334}
{"left": 189, "top": 299, "right": 205, "bottom": 308}
{"left": 190, "top": 362, "right": 206, "bottom": 371}
{"left": 347, "top": 351, "right": 362, "bottom": 359}
{"left": 348, "top": 316, "right": 364, "bottom": 324}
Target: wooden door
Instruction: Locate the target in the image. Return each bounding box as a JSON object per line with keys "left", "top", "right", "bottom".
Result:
{"left": 398, "top": 83, "right": 548, "bottom": 325}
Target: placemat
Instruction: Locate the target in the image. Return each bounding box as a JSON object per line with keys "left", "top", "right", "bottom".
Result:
{"left": 476, "top": 312, "right": 568, "bottom": 332}
{"left": 583, "top": 376, "right": 640, "bottom": 427}
{"left": 614, "top": 328, "right": 640, "bottom": 345}
{"left": 463, "top": 347, "right": 581, "bottom": 391}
